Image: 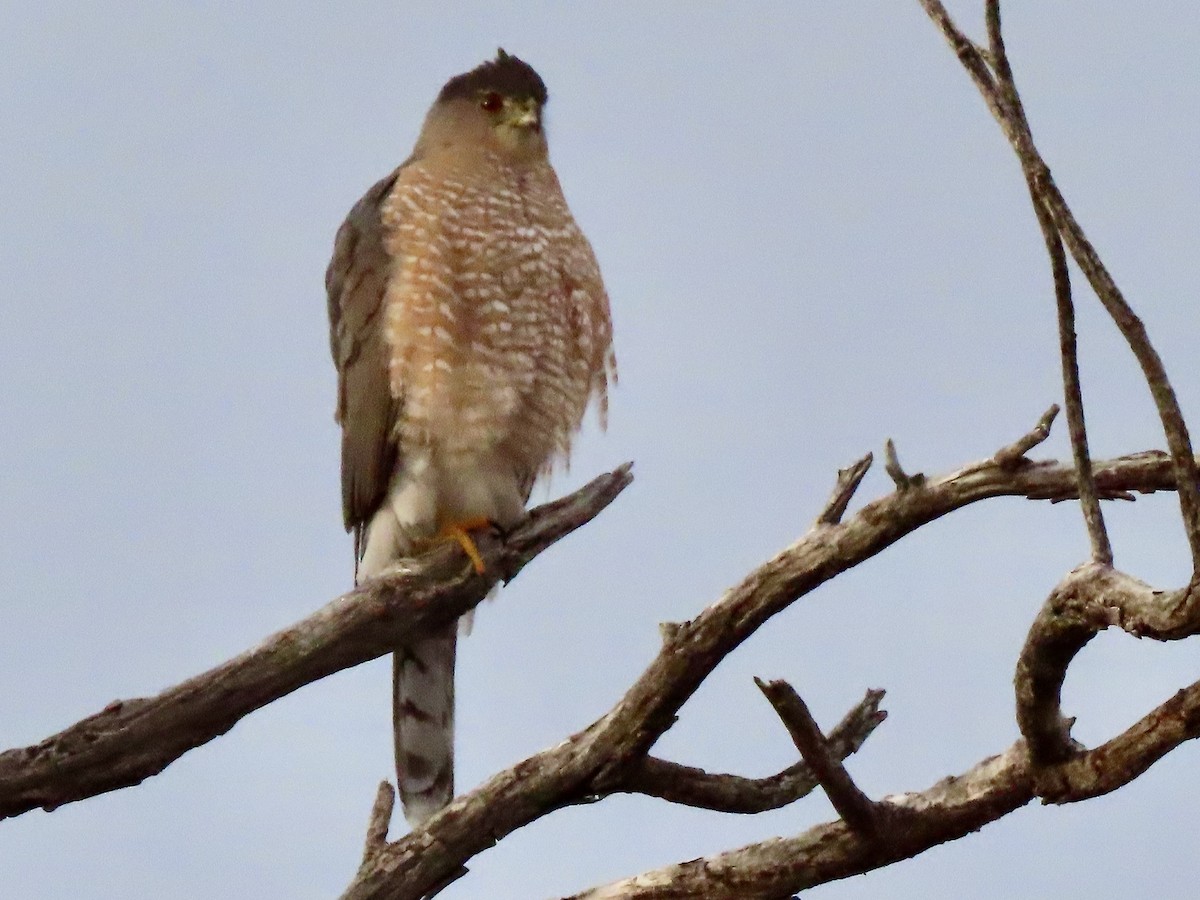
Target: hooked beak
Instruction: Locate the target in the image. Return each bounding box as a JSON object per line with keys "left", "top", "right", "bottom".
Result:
{"left": 505, "top": 97, "right": 541, "bottom": 130}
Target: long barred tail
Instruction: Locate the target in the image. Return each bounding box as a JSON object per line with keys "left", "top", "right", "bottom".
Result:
{"left": 393, "top": 625, "right": 456, "bottom": 824}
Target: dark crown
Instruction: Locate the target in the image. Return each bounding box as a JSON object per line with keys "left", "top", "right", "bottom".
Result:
{"left": 436, "top": 49, "right": 549, "bottom": 106}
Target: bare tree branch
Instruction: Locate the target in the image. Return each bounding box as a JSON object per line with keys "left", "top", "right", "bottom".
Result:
{"left": 755, "top": 679, "right": 881, "bottom": 839}
{"left": 1037, "top": 198, "right": 1112, "bottom": 564}
{"left": 623, "top": 688, "right": 886, "bottom": 814}
{"left": 917, "top": 0, "right": 1200, "bottom": 822}
{"left": 0, "top": 464, "right": 633, "bottom": 820}
{"left": 883, "top": 438, "right": 923, "bottom": 490}
{"left": 816, "top": 452, "right": 874, "bottom": 526}
{"left": 565, "top": 661, "right": 1200, "bottom": 900}
{"left": 564, "top": 744, "right": 1031, "bottom": 900}
{"left": 344, "top": 431, "right": 1200, "bottom": 899}
{"left": 568, "top": 674, "right": 1200, "bottom": 899}
{"left": 920, "top": 0, "right": 1200, "bottom": 568}
{"left": 1045, "top": 677, "right": 1200, "bottom": 802}
{"left": 1015, "top": 563, "right": 1200, "bottom": 769}
{"left": 982, "top": 1, "right": 1111, "bottom": 567}
{"left": 993, "top": 404, "right": 1058, "bottom": 469}
{"left": 363, "top": 782, "right": 396, "bottom": 863}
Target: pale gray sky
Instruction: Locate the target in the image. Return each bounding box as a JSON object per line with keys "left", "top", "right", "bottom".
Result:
{"left": 2, "top": 2, "right": 1198, "bottom": 898}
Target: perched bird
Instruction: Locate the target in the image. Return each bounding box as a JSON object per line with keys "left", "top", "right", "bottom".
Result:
{"left": 325, "top": 50, "right": 616, "bottom": 825}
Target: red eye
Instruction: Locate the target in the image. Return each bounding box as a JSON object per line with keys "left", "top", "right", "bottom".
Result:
{"left": 480, "top": 92, "right": 503, "bottom": 112}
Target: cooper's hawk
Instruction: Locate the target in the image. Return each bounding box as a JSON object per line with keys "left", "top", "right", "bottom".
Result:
{"left": 325, "top": 51, "right": 615, "bottom": 825}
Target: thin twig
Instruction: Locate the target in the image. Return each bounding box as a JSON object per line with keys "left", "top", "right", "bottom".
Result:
{"left": 1042, "top": 173, "right": 1200, "bottom": 568}
{"left": 984, "top": 1, "right": 1112, "bottom": 567}
{"left": 362, "top": 781, "right": 395, "bottom": 863}
{"left": 884, "top": 439, "right": 923, "bottom": 489}
{"left": 755, "top": 679, "right": 880, "bottom": 838}
{"left": 816, "top": 453, "right": 875, "bottom": 525}
{"left": 993, "top": 404, "right": 1059, "bottom": 469}
{"left": 916, "top": 0, "right": 1002, "bottom": 110}
{"left": 1035, "top": 193, "right": 1112, "bottom": 564}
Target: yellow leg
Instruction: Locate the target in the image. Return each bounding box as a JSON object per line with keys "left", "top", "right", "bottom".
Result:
{"left": 435, "top": 517, "right": 492, "bottom": 575}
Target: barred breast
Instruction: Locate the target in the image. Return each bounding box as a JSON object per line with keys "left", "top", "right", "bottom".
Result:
{"left": 380, "top": 152, "right": 615, "bottom": 494}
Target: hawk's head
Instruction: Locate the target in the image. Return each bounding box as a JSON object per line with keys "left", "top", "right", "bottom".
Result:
{"left": 423, "top": 50, "right": 550, "bottom": 159}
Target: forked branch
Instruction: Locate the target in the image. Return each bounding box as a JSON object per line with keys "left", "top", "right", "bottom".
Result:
{"left": 919, "top": 0, "right": 1200, "bottom": 568}
{"left": 755, "top": 679, "right": 882, "bottom": 839}
{"left": 623, "top": 687, "right": 886, "bottom": 814}
{"left": 346, "top": 410, "right": 1200, "bottom": 899}
{"left": 567, "top": 672, "right": 1200, "bottom": 900}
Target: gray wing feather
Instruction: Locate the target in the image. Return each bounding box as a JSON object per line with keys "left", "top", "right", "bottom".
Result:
{"left": 326, "top": 169, "right": 406, "bottom": 554}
